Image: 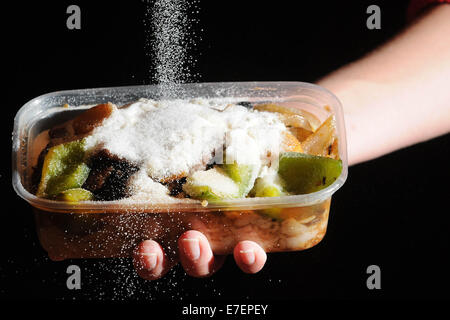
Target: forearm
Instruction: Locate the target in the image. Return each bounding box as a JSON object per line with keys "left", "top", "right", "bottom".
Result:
{"left": 317, "top": 5, "right": 450, "bottom": 166}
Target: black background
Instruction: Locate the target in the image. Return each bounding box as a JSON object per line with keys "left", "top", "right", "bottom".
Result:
{"left": 2, "top": 0, "right": 449, "bottom": 306}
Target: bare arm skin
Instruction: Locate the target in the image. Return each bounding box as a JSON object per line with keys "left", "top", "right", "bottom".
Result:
{"left": 134, "top": 5, "right": 450, "bottom": 280}
{"left": 318, "top": 5, "right": 450, "bottom": 166}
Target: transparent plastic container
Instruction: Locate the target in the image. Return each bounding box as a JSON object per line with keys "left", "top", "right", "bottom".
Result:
{"left": 12, "top": 82, "right": 348, "bottom": 261}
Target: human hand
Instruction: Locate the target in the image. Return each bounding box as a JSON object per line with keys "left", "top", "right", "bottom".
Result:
{"left": 132, "top": 230, "right": 267, "bottom": 280}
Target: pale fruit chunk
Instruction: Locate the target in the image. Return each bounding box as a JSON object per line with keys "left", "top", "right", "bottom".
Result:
{"left": 222, "top": 163, "right": 258, "bottom": 197}
{"left": 278, "top": 152, "right": 342, "bottom": 194}
{"left": 251, "top": 173, "right": 287, "bottom": 220}
{"left": 255, "top": 184, "right": 282, "bottom": 198}
{"left": 251, "top": 173, "right": 286, "bottom": 198}
{"left": 328, "top": 138, "right": 339, "bottom": 160}
{"left": 301, "top": 115, "right": 338, "bottom": 158}
{"left": 36, "top": 139, "right": 90, "bottom": 198}
{"left": 288, "top": 127, "right": 313, "bottom": 143}
{"left": 183, "top": 167, "right": 240, "bottom": 201}
{"left": 56, "top": 188, "right": 93, "bottom": 202}
{"left": 253, "top": 103, "right": 321, "bottom": 131}
{"left": 277, "top": 113, "right": 313, "bottom": 132}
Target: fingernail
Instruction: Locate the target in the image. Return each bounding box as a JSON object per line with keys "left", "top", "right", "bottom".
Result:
{"left": 240, "top": 249, "right": 255, "bottom": 265}
{"left": 140, "top": 252, "right": 157, "bottom": 270}
{"left": 183, "top": 238, "right": 200, "bottom": 260}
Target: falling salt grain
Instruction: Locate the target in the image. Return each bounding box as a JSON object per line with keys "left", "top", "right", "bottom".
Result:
{"left": 144, "top": 0, "right": 201, "bottom": 97}
{"left": 83, "top": 0, "right": 225, "bottom": 301}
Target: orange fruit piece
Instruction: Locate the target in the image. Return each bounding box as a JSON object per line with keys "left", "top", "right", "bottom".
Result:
{"left": 73, "top": 102, "right": 114, "bottom": 135}
{"left": 281, "top": 131, "right": 303, "bottom": 153}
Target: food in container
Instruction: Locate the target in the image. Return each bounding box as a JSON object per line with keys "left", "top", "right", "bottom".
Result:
{"left": 12, "top": 82, "right": 347, "bottom": 261}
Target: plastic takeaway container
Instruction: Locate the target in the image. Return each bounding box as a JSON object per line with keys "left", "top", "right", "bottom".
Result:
{"left": 12, "top": 82, "right": 348, "bottom": 261}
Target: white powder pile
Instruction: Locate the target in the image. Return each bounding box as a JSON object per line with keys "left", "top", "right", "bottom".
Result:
{"left": 125, "top": 169, "right": 174, "bottom": 201}
{"left": 84, "top": 99, "right": 287, "bottom": 184}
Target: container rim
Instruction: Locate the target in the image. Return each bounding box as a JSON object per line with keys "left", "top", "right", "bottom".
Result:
{"left": 12, "top": 81, "right": 348, "bottom": 213}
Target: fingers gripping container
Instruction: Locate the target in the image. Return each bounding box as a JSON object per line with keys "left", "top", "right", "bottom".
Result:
{"left": 12, "top": 82, "right": 347, "bottom": 261}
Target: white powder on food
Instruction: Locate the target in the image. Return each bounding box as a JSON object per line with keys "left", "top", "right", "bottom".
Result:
{"left": 123, "top": 169, "right": 174, "bottom": 202}
{"left": 84, "top": 98, "right": 287, "bottom": 184}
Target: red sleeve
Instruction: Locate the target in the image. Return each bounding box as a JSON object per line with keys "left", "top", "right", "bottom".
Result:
{"left": 407, "top": 0, "right": 450, "bottom": 21}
